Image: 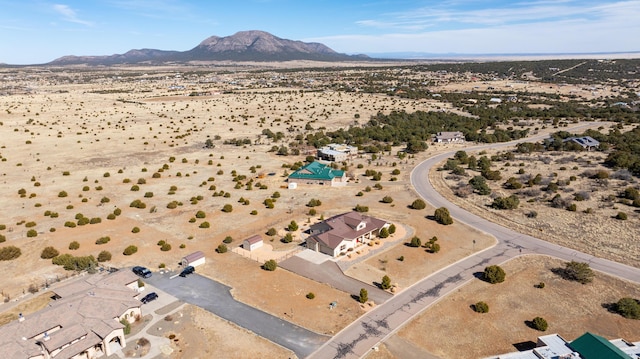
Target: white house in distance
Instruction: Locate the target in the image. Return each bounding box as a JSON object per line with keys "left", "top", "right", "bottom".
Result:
{"left": 0, "top": 270, "right": 142, "bottom": 359}
{"left": 434, "top": 131, "right": 465, "bottom": 144}
{"left": 180, "top": 251, "right": 206, "bottom": 268}
{"left": 306, "top": 211, "right": 389, "bottom": 257}
{"left": 317, "top": 143, "right": 358, "bottom": 162}
{"left": 242, "top": 235, "right": 264, "bottom": 251}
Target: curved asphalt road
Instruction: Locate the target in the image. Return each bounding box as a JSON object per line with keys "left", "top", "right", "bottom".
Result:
{"left": 308, "top": 123, "right": 640, "bottom": 359}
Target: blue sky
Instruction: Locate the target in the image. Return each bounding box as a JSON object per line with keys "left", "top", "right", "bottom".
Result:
{"left": 1, "top": 0, "right": 639, "bottom": 64}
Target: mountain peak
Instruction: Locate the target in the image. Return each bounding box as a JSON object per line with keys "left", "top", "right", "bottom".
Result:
{"left": 49, "top": 30, "right": 365, "bottom": 65}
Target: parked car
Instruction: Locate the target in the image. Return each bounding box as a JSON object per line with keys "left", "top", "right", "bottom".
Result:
{"left": 140, "top": 292, "right": 158, "bottom": 304}
{"left": 132, "top": 266, "right": 152, "bottom": 278}
{"left": 179, "top": 265, "right": 195, "bottom": 277}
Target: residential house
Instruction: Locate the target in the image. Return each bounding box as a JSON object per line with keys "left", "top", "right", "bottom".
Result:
{"left": 486, "top": 332, "right": 640, "bottom": 359}
{"left": 563, "top": 136, "right": 600, "bottom": 151}
{"left": 317, "top": 144, "right": 358, "bottom": 162}
{"left": 0, "top": 270, "right": 142, "bottom": 359}
{"left": 288, "top": 161, "right": 347, "bottom": 187}
{"left": 434, "top": 131, "right": 465, "bottom": 144}
{"left": 306, "top": 211, "right": 389, "bottom": 257}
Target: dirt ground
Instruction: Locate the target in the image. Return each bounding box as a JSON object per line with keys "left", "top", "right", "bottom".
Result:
{"left": 433, "top": 141, "right": 640, "bottom": 268}
{"left": 147, "top": 304, "right": 295, "bottom": 359}
{"left": 385, "top": 255, "right": 640, "bottom": 359}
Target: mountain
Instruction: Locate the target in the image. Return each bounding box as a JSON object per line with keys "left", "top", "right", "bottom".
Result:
{"left": 49, "top": 30, "right": 368, "bottom": 65}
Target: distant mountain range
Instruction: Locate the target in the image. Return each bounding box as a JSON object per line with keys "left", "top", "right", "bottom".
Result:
{"left": 49, "top": 30, "right": 369, "bottom": 65}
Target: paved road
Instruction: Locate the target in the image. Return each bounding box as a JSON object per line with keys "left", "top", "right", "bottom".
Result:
{"left": 308, "top": 123, "right": 640, "bottom": 359}
{"left": 145, "top": 271, "right": 328, "bottom": 358}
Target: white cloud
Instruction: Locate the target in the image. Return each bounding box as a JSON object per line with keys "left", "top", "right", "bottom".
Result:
{"left": 319, "top": 0, "right": 640, "bottom": 54}
{"left": 53, "top": 4, "right": 92, "bottom": 26}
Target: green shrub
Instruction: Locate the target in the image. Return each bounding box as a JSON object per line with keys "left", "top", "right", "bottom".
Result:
{"left": 0, "top": 234, "right": 5, "bottom": 243}
{"left": 107, "top": 213, "right": 116, "bottom": 220}
{"left": 123, "top": 245, "right": 138, "bottom": 255}
{"left": 381, "top": 275, "right": 391, "bottom": 290}
{"left": 64, "top": 221, "right": 77, "bottom": 228}
{"left": 58, "top": 191, "right": 68, "bottom": 198}
{"left": 483, "top": 265, "right": 506, "bottom": 284}
{"left": 199, "top": 222, "right": 210, "bottom": 229}
{"left": 0, "top": 245, "right": 21, "bottom": 260}
{"left": 40, "top": 246, "right": 59, "bottom": 259}
{"left": 95, "top": 236, "right": 111, "bottom": 245}
{"left": 52, "top": 254, "right": 97, "bottom": 271}
{"left": 287, "top": 220, "right": 298, "bottom": 231}
{"left": 97, "top": 250, "right": 112, "bottom": 262}
{"left": 120, "top": 319, "right": 131, "bottom": 335}
{"left": 223, "top": 236, "right": 233, "bottom": 244}
{"left": 359, "top": 288, "right": 368, "bottom": 303}
{"left": 222, "top": 204, "right": 233, "bottom": 213}
{"left": 434, "top": 207, "right": 453, "bottom": 225}
{"left": 531, "top": 317, "right": 548, "bottom": 331}
{"left": 615, "top": 297, "right": 640, "bottom": 319}
{"left": 131, "top": 227, "right": 140, "bottom": 233}
{"left": 144, "top": 192, "right": 153, "bottom": 198}
{"left": 491, "top": 195, "right": 520, "bottom": 210}
{"left": 474, "top": 301, "right": 489, "bottom": 313}
{"left": 114, "top": 208, "right": 122, "bottom": 216}
{"left": 263, "top": 259, "right": 277, "bottom": 271}
{"left": 160, "top": 243, "right": 172, "bottom": 251}
{"left": 282, "top": 233, "right": 293, "bottom": 243}
{"left": 616, "top": 212, "right": 628, "bottom": 220}
{"left": 409, "top": 236, "right": 422, "bottom": 247}
{"left": 410, "top": 199, "right": 426, "bottom": 210}
{"left": 68, "top": 241, "right": 80, "bottom": 250}
{"left": 354, "top": 204, "right": 369, "bottom": 212}
{"left": 306, "top": 292, "right": 315, "bottom": 299}
{"left": 381, "top": 196, "right": 393, "bottom": 203}
{"left": 216, "top": 244, "right": 228, "bottom": 253}
{"left": 306, "top": 198, "right": 322, "bottom": 207}
{"left": 195, "top": 210, "right": 206, "bottom": 219}
{"left": 26, "top": 229, "right": 38, "bottom": 237}
{"left": 560, "top": 261, "right": 594, "bottom": 284}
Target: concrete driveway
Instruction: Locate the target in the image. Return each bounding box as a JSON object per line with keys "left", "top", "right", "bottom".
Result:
{"left": 280, "top": 256, "right": 392, "bottom": 305}
{"left": 144, "top": 270, "right": 328, "bottom": 358}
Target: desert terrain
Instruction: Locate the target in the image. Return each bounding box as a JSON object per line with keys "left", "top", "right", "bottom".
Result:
{"left": 1, "top": 61, "right": 639, "bottom": 358}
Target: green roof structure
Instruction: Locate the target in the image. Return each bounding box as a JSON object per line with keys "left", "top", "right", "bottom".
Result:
{"left": 288, "top": 161, "right": 345, "bottom": 181}
{"left": 570, "top": 332, "right": 630, "bottom": 359}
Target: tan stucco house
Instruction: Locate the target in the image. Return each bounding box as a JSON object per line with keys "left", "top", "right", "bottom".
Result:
{"left": 306, "top": 211, "right": 389, "bottom": 257}
{"left": 0, "top": 270, "right": 142, "bottom": 359}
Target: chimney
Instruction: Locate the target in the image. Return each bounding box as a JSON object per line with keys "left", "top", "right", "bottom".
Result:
{"left": 18, "top": 313, "right": 24, "bottom": 322}
{"left": 43, "top": 332, "right": 50, "bottom": 341}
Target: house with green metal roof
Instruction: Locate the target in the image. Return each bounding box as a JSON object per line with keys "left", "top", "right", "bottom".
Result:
{"left": 288, "top": 161, "right": 347, "bottom": 187}
{"left": 570, "top": 332, "right": 631, "bottom": 359}
{"left": 487, "top": 331, "right": 640, "bottom": 359}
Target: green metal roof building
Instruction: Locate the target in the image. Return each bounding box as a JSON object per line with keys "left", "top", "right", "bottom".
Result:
{"left": 570, "top": 332, "right": 631, "bottom": 359}
{"left": 288, "top": 161, "right": 346, "bottom": 187}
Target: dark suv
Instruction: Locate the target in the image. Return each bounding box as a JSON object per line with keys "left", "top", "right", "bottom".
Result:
{"left": 132, "top": 266, "right": 152, "bottom": 278}
{"left": 179, "top": 265, "right": 195, "bottom": 277}
{"left": 140, "top": 292, "right": 158, "bottom": 304}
